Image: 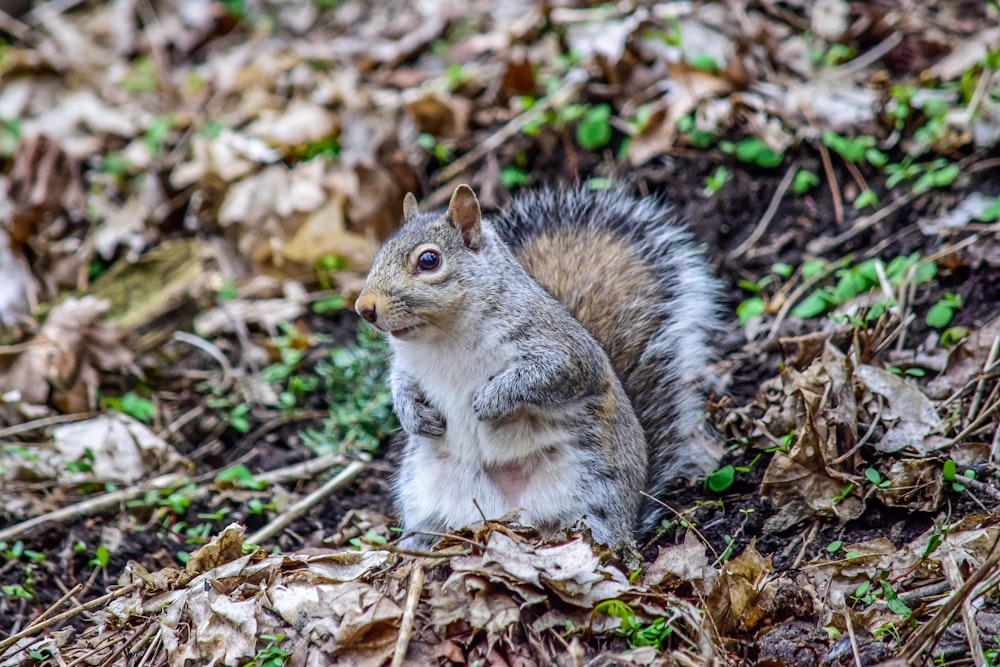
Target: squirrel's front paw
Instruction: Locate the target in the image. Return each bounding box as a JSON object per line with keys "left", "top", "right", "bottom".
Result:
{"left": 404, "top": 401, "right": 446, "bottom": 438}
{"left": 472, "top": 384, "right": 508, "bottom": 421}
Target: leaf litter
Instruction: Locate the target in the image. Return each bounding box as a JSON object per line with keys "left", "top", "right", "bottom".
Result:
{"left": 0, "top": 0, "right": 999, "bottom": 664}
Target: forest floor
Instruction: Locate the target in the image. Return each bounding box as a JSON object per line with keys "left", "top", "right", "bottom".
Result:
{"left": 1, "top": 1, "right": 1000, "bottom": 665}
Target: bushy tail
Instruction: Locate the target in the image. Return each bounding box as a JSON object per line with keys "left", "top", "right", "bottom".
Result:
{"left": 492, "top": 188, "right": 723, "bottom": 533}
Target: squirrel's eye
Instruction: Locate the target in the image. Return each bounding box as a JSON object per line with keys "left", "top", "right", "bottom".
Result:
{"left": 416, "top": 249, "right": 440, "bottom": 272}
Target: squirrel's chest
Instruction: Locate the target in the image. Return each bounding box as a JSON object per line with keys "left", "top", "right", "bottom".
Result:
{"left": 393, "top": 339, "right": 558, "bottom": 465}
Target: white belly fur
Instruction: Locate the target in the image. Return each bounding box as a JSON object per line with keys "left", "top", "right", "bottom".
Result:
{"left": 393, "top": 336, "right": 586, "bottom": 532}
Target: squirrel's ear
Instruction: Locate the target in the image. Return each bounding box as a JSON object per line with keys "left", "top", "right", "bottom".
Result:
{"left": 445, "top": 184, "right": 482, "bottom": 250}
{"left": 402, "top": 192, "right": 419, "bottom": 222}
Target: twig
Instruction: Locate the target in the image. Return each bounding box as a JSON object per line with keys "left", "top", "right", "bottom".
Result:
{"left": 0, "top": 9, "right": 32, "bottom": 42}
{"left": 790, "top": 519, "right": 819, "bottom": 569}
{"left": 843, "top": 609, "right": 863, "bottom": 667}
{"left": 730, "top": 163, "right": 797, "bottom": 259}
{"left": 767, "top": 263, "right": 838, "bottom": 339}
{"left": 968, "top": 335, "right": 1000, "bottom": 426}
{"left": 171, "top": 331, "right": 234, "bottom": 393}
{"left": 0, "top": 473, "right": 188, "bottom": 545}
{"left": 21, "top": 583, "right": 83, "bottom": 630}
{"left": 818, "top": 133, "right": 844, "bottom": 226}
{"left": 816, "top": 33, "right": 903, "bottom": 80}
{"left": 0, "top": 450, "right": 351, "bottom": 544}
{"left": 902, "top": 532, "right": 1000, "bottom": 661}
{"left": 832, "top": 395, "right": 883, "bottom": 464}
{"left": 991, "top": 420, "right": 1000, "bottom": 465}
{"left": 246, "top": 461, "right": 367, "bottom": 545}
{"left": 433, "top": 73, "right": 585, "bottom": 184}
{"left": 947, "top": 397, "right": 1000, "bottom": 448}
{"left": 0, "top": 412, "right": 100, "bottom": 439}
{"left": 943, "top": 553, "right": 986, "bottom": 667}
{"left": 391, "top": 562, "right": 425, "bottom": 667}
{"left": 0, "top": 582, "right": 140, "bottom": 656}
{"left": 806, "top": 190, "right": 918, "bottom": 255}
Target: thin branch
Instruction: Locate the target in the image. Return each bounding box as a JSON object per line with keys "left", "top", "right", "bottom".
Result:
{"left": 246, "top": 461, "right": 367, "bottom": 546}
{"left": 391, "top": 562, "right": 425, "bottom": 667}
{"left": 0, "top": 583, "right": 140, "bottom": 656}
{"left": 730, "top": 162, "right": 797, "bottom": 259}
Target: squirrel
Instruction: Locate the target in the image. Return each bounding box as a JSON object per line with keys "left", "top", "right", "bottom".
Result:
{"left": 354, "top": 184, "right": 722, "bottom": 550}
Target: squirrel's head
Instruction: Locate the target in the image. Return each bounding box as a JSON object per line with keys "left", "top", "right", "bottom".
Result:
{"left": 355, "top": 184, "right": 487, "bottom": 341}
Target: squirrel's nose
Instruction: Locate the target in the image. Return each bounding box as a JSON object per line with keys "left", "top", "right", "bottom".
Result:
{"left": 355, "top": 295, "right": 378, "bottom": 323}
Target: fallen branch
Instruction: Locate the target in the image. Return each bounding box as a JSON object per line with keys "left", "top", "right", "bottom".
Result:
{"left": 246, "top": 460, "right": 367, "bottom": 545}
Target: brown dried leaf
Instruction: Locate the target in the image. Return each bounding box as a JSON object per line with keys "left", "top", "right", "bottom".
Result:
{"left": 856, "top": 364, "right": 945, "bottom": 454}
{"left": 761, "top": 343, "right": 864, "bottom": 529}
{"left": 641, "top": 530, "right": 715, "bottom": 594}
{"left": 706, "top": 539, "right": 773, "bottom": 636}
{"left": 0, "top": 296, "right": 133, "bottom": 411}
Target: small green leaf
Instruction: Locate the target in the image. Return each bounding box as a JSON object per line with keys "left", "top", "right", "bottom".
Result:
{"left": 943, "top": 459, "right": 957, "bottom": 482}
{"left": 827, "top": 540, "right": 843, "bottom": 553}
{"left": 705, "top": 465, "right": 735, "bottom": 493}
{"left": 887, "top": 598, "right": 911, "bottom": 618}
{"left": 915, "top": 261, "right": 937, "bottom": 284}
{"left": 791, "top": 291, "right": 831, "bottom": 319}
{"left": 792, "top": 169, "right": 820, "bottom": 195}
{"left": 737, "top": 297, "right": 766, "bottom": 326}
{"left": 576, "top": 104, "right": 613, "bottom": 151}
{"left": 119, "top": 392, "right": 156, "bottom": 423}
{"left": 802, "top": 259, "right": 826, "bottom": 278}
{"left": 853, "top": 189, "right": 879, "bottom": 210}
{"left": 979, "top": 198, "right": 1000, "bottom": 222}
{"left": 772, "top": 262, "right": 794, "bottom": 278}
{"left": 926, "top": 301, "right": 957, "bottom": 329}
{"left": 687, "top": 54, "right": 720, "bottom": 71}
{"left": 864, "top": 468, "right": 882, "bottom": 485}
{"left": 941, "top": 326, "right": 970, "bottom": 348}
{"left": 500, "top": 166, "right": 530, "bottom": 189}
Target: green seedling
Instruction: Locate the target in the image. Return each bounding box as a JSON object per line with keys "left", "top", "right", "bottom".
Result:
{"left": 864, "top": 467, "right": 891, "bottom": 489}
{"left": 216, "top": 464, "right": 266, "bottom": 490}
{"left": 853, "top": 189, "right": 879, "bottom": 210}
{"left": 719, "top": 137, "right": 783, "bottom": 168}
{"left": 943, "top": 459, "right": 976, "bottom": 492}
{"left": 576, "top": 103, "right": 613, "bottom": 151}
{"left": 89, "top": 545, "right": 110, "bottom": 569}
{"left": 737, "top": 297, "right": 766, "bottom": 326}
{"left": 926, "top": 293, "right": 962, "bottom": 329}
{"left": 245, "top": 634, "right": 291, "bottom": 667}
{"left": 703, "top": 166, "right": 731, "bottom": 196}
{"left": 349, "top": 529, "right": 389, "bottom": 550}
{"left": 980, "top": 198, "right": 1000, "bottom": 222}
{"left": 792, "top": 169, "right": 820, "bottom": 195}
{"left": 65, "top": 448, "right": 95, "bottom": 474}
{"left": 676, "top": 114, "right": 716, "bottom": 149}
{"left": 248, "top": 498, "right": 277, "bottom": 515}
{"left": 687, "top": 54, "right": 720, "bottom": 72}
{"left": 940, "top": 326, "right": 970, "bottom": 348}
{"left": 704, "top": 465, "right": 735, "bottom": 493}
{"left": 299, "top": 323, "right": 395, "bottom": 456}
{"left": 417, "top": 133, "right": 452, "bottom": 165}
{"left": 501, "top": 166, "right": 530, "bottom": 189}
{"left": 293, "top": 137, "right": 339, "bottom": 161}
{"left": 833, "top": 483, "right": 855, "bottom": 504}
{"left": 593, "top": 600, "right": 680, "bottom": 650}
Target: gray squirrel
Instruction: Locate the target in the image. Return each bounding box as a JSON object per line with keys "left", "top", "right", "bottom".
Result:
{"left": 355, "top": 184, "right": 721, "bottom": 550}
